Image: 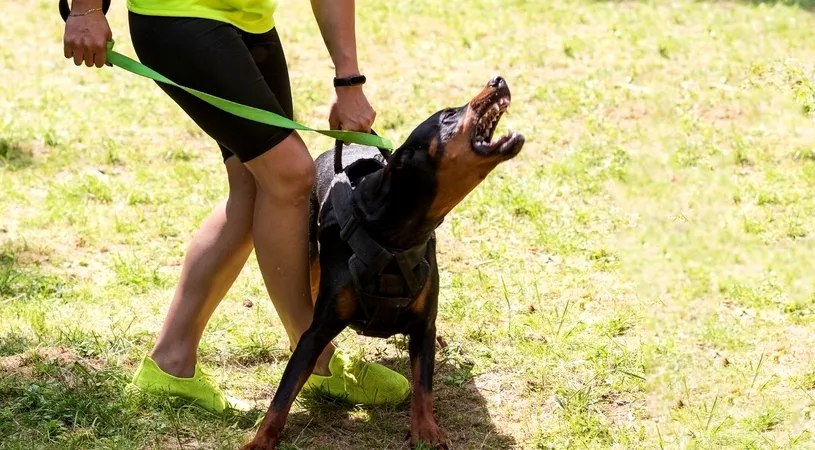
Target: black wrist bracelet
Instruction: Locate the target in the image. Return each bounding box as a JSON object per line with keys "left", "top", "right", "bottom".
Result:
{"left": 334, "top": 75, "right": 366, "bottom": 88}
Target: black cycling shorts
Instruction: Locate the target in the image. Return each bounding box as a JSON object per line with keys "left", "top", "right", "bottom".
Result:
{"left": 128, "top": 12, "right": 294, "bottom": 163}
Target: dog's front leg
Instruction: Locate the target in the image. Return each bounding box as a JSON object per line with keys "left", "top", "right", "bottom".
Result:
{"left": 241, "top": 321, "right": 345, "bottom": 450}
{"left": 408, "top": 323, "right": 449, "bottom": 449}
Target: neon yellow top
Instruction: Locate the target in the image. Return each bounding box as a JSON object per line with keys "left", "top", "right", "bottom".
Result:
{"left": 127, "top": 0, "right": 277, "bottom": 34}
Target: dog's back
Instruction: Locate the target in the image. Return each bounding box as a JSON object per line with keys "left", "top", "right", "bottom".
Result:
{"left": 309, "top": 144, "right": 390, "bottom": 259}
{"left": 313, "top": 144, "right": 387, "bottom": 205}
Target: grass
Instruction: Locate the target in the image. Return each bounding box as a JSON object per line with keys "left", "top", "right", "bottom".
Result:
{"left": 2, "top": 0, "right": 815, "bottom": 448}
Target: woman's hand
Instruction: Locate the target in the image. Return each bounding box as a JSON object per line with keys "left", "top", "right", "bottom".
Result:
{"left": 309, "top": 0, "right": 376, "bottom": 132}
{"left": 329, "top": 85, "right": 376, "bottom": 132}
{"left": 63, "top": 0, "right": 113, "bottom": 68}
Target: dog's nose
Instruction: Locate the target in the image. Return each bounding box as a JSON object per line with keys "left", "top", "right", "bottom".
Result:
{"left": 488, "top": 76, "right": 506, "bottom": 88}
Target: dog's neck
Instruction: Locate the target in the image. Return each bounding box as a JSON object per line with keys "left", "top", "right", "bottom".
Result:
{"left": 350, "top": 168, "right": 440, "bottom": 251}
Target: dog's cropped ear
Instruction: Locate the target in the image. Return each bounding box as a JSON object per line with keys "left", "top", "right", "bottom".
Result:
{"left": 383, "top": 145, "right": 410, "bottom": 175}
{"left": 380, "top": 154, "right": 396, "bottom": 189}
{"left": 379, "top": 147, "right": 410, "bottom": 193}
{"left": 378, "top": 145, "right": 400, "bottom": 191}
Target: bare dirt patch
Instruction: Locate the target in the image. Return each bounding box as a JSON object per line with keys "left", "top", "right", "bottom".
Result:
{"left": 604, "top": 103, "right": 651, "bottom": 125}
{"left": 0, "top": 346, "right": 104, "bottom": 379}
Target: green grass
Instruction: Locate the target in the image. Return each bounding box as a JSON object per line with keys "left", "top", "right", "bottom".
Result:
{"left": 3, "top": 0, "right": 815, "bottom": 448}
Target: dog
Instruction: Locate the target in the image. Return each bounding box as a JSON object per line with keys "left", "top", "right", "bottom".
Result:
{"left": 241, "top": 76, "right": 525, "bottom": 450}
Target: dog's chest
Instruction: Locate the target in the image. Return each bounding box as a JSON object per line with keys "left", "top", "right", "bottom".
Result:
{"left": 318, "top": 175, "right": 435, "bottom": 339}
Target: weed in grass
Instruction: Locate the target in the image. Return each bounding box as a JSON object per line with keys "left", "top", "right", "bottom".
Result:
{"left": 109, "top": 253, "right": 168, "bottom": 293}
{"left": 746, "top": 403, "right": 786, "bottom": 432}
{"left": 0, "top": 249, "right": 68, "bottom": 303}
{"left": 0, "top": 138, "right": 33, "bottom": 169}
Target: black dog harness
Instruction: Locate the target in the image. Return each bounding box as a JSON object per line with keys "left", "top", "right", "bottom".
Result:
{"left": 327, "top": 139, "right": 432, "bottom": 338}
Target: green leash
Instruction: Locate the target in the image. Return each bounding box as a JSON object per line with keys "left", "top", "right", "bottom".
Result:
{"left": 58, "top": 0, "right": 391, "bottom": 148}
{"left": 103, "top": 41, "right": 393, "bottom": 149}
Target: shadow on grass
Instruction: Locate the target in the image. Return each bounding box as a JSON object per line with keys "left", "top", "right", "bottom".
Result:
{"left": 0, "top": 349, "right": 514, "bottom": 449}
{"left": 272, "top": 354, "right": 515, "bottom": 450}
{"left": 0, "top": 331, "right": 513, "bottom": 449}
{"left": 0, "top": 137, "right": 33, "bottom": 170}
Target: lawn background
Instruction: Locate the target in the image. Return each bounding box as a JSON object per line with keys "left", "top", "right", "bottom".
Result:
{"left": 2, "top": 0, "right": 815, "bottom": 448}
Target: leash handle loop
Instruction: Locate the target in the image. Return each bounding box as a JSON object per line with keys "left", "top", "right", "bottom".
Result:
{"left": 333, "top": 130, "right": 392, "bottom": 175}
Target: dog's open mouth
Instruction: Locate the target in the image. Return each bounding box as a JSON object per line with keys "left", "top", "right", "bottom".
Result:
{"left": 472, "top": 91, "right": 523, "bottom": 156}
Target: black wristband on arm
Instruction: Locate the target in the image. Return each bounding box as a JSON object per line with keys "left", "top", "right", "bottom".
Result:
{"left": 334, "top": 75, "right": 366, "bottom": 88}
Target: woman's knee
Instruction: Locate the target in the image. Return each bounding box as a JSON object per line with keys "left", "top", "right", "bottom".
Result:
{"left": 225, "top": 156, "right": 258, "bottom": 201}
{"left": 245, "top": 133, "right": 316, "bottom": 204}
{"left": 223, "top": 157, "right": 258, "bottom": 239}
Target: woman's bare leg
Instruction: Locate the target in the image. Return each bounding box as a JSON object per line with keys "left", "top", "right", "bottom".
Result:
{"left": 149, "top": 156, "right": 257, "bottom": 377}
{"left": 244, "top": 132, "right": 334, "bottom": 376}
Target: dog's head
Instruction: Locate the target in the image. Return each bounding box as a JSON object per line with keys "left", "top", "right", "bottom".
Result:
{"left": 385, "top": 76, "right": 525, "bottom": 221}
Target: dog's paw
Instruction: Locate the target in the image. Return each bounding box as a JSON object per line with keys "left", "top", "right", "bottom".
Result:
{"left": 239, "top": 438, "right": 279, "bottom": 450}
{"left": 408, "top": 422, "right": 449, "bottom": 449}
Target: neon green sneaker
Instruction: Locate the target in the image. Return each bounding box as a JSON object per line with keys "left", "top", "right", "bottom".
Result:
{"left": 125, "top": 355, "right": 250, "bottom": 414}
{"left": 302, "top": 349, "right": 411, "bottom": 406}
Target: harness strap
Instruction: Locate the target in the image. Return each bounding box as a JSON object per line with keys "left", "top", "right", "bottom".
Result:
{"left": 362, "top": 308, "right": 409, "bottom": 339}
{"left": 328, "top": 174, "right": 431, "bottom": 338}
{"left": 334, "top": 138, "right": 392, "bottom": 175}
{"left": 331, "top": 180, "right": 428, "bottom": 295}
{"left": 395, "top": 247, "right": 423, "bottom": 294}
{"left": 332, "top": 179, "right": 393, "bottom": 275}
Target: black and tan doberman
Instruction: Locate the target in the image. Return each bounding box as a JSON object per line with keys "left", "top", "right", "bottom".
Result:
{"left": 242, "top": 76, "right": 525, "bottom": 450}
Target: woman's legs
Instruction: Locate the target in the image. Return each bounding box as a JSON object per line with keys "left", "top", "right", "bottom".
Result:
{"left": 127, "top": 13, "right": 408, "bottom": 411}
{"left": 130, "top": 14, "right": 336, "bottom": 378}
{"left": 244, "top": 132, "right": 335, "bottom": 375}
{"left": 149, "top": 156, "right": 256, "bottom": 378}
{"left": 149, "top": 147, "right": 334, "bottom": 378}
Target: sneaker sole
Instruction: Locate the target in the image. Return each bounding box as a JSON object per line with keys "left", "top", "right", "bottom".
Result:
{"left": 124, "top": 382, "right": 251, "bottom": 414}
